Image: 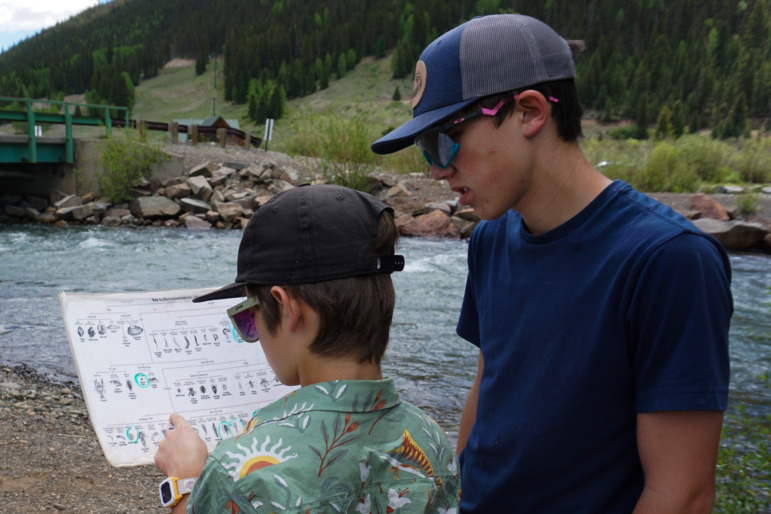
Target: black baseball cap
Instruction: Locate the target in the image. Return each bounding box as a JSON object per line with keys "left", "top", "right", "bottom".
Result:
{"left": 193, "top": 184, "right": 404, "bottom": 303}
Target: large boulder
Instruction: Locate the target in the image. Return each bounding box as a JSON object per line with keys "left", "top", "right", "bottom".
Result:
{"left": 130, "top": 196, "right": 181, "bottom": 220}
{"left": 179, "top": 197, "right": 211, "bottom": 214}
{"left": 54, "top": 194, "right": 83, "bottom": 209}
{"left": 184, "top": 215, "right": 212, "bottom": 230}
{"left": 692, "top": 218, "right": 769, "bottom": 251}
{"left": 214, "top": 201, "right": 245, "bottom": 223}
{"left": 164, "top": 183, "right": 191, "bottom": 200}
{"left": 188, "top": 161, "right": 217, "bottom": 178}
{"left": 399, "top": 210, "right": 460, "bottom": 238}
{"left": 691, "top": 193, "right": 730, "bottom": 221}
{"left": 72, "top": 202, "right": 108, "bottom": 221}
{"left": 187, "top": 176, "right": 213, "bottom": 202}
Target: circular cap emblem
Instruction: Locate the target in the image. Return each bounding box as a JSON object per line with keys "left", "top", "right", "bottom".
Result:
{"left": 412, "top": 60, "right": 427, "bottom": 110}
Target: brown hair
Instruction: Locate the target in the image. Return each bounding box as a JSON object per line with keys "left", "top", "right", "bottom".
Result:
{"left": 246, "top": 210, "right": 399, "bottom": 364}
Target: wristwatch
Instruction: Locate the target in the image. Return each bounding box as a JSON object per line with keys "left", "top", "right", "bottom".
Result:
{"left": 159, "top": 476, "right": 197, "bottom": 508}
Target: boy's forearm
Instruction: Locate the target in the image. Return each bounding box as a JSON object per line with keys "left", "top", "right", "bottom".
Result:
{"left": 457, "top": 351, "right": 483, "bottom": 454}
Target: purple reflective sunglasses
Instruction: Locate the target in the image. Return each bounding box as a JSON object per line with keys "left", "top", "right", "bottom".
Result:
{"left": 226, "top": 296, "right": 260, "bottom": 342}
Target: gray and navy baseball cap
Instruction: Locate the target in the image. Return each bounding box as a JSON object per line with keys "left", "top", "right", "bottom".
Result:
{"left": 193, "top": 184, "right": 404, "bottom": 303}
{"left": 371, "top": 14, "right": 576, "bottom": 154}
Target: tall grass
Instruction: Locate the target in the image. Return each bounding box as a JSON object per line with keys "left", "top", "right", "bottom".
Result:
{"left": 284, "top": 110, "right": 380, "bottom": 191}
{"left": 282, "top": 113, "right": 770, "bottom": 192}
{"left": 582, "top": 134, "right": 771, "bottom": 192}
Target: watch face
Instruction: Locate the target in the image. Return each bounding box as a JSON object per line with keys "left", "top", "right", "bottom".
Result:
{"left": 160, "top": 481, "right": 174, "bottom": 505}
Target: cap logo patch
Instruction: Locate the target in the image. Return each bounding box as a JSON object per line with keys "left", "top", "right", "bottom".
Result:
{"left": 412, "top": 60, "right": 427, "bottom": 109}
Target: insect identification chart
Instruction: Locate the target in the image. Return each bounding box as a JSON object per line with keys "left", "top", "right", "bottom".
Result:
{"left": 59, "top": 288, "right": 296, "bottom": 467}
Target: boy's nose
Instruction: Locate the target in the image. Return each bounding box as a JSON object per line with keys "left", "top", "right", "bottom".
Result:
{"left": 430, "top": 163, "right": 453, "bottom": 181}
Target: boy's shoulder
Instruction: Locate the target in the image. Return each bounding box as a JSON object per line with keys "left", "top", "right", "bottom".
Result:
{"left": 197, "top": 378, "right": 459, "bottom": 512}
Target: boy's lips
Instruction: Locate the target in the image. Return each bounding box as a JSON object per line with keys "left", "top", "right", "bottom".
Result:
{"left": 452, "top": 186, "right": 471, "bottom": 205}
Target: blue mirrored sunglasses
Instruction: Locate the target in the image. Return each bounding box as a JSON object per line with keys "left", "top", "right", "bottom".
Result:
{"left": 414, "top": 98, "right": 511, "bottom": 169}
{"left": 226, "top": 295, "right": 260, "bottom": 342}
{"left": 414, "top": 94, "right": 559, "bottom": 168}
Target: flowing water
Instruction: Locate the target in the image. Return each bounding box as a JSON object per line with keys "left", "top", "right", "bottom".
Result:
{"left": 1, "top": 224, "right": 769, "bottom": 440}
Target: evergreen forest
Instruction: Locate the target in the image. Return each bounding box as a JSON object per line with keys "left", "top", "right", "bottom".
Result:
{"left": 0, "top": 0, "right": 769, "bottom": 138}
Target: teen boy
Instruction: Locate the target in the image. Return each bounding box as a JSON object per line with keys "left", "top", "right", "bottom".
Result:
{"left": 371, "top": 14, "right": 732, "bottom": 513}
{"left": 154, "top": 184, "right": 460, "bottom": 513}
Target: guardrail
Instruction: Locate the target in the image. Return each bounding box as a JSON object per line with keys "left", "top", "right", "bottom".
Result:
{"left": 0, "top": 97, "right": 262, "bottom": 164}
{"left": 0, "top": 97, "right": 130, "bottom": 163}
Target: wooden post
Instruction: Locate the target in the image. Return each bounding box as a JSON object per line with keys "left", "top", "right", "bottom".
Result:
{"left": 244, "top": 133, "right": 251, "bottom": 148}
{"left": 171, "top": 122, "right": 179, "bottom": 144}
{"left": 217, "top": 127, "right": 226, "bottom": 148}
{"left": 191, "top": 124, "right": 198, "bottom": 146}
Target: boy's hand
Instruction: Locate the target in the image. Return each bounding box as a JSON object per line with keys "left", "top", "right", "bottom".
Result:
{"left": 154, "top": 413, "right": 208, "bottom": 478}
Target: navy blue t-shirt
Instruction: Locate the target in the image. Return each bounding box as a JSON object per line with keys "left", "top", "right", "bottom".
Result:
{"left": 457, "top": 180, "right": 732, "bottom": 512}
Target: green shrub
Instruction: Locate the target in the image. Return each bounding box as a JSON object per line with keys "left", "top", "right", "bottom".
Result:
{"left": 96, "top": 130, "right": 169, "bottom": 202}
{"left": 583, "top": 133, "right": 770, "bottom": 192}
{"left": 669, "top": 134, "right": 732, "bottom": 183}
{"left": 735, "top": 192, "right": 760, "bottom": 216}
{"left": 728, "top": 138, "right": 771, "bottom": 184}
{"left": 379, "top": 145, "right": 428, "bottom": 176}
{"left": 285, "top": 111, "right": 377, "bottom": 191}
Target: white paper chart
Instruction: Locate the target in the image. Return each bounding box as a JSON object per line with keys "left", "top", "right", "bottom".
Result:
{"left": 59, "top": 288, "right": 296, "bottom": 467}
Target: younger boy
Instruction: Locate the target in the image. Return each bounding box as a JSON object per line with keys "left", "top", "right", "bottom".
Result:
{"left": 154, "top": 184, "right": 460, "bottom": 513}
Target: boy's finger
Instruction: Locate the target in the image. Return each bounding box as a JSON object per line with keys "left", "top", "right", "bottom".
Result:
{"left": 169, "top": 412, "right": 189, "bottom": 429}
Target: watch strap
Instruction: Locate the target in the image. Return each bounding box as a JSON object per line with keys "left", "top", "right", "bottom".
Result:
{"left": 176, "top": 477, "right": 197, "bottom": 495}
{"left": 160, "top": 476, "right": 198, "bottom": 508}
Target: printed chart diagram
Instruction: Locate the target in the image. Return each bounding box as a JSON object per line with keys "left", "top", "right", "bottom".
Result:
{"left": 59, "top": 288, "right": 295, "bottom": 467}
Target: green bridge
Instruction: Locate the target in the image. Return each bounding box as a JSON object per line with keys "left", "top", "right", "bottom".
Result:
{"left": 0, "top": 97, "right": 129, "bottom": 164}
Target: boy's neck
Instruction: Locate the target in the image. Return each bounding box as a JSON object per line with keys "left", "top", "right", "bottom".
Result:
{"left": 298, "top": 356, "right": 383, "bottom": 387}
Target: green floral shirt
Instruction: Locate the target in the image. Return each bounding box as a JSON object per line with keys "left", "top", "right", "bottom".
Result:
{"left": 187, "top": 378, "right": 460, "bottom": 513}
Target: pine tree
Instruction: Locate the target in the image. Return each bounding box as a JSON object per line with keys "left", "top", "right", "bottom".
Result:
{"left": 393, "top": 86, "right": 401, "bottom": 101}
{"left": 256, "top": 92, "right": 268, "bottom": 124}
{"left": 195, "top": 52, "right": 207, "bottom": 76}
{"left": 248, "top": 93, "right": 257, "bottom": 121}
{"left": 655, "top": 105, "right": 674, "bottom": 140}
{"left": 635, "top": 95, "right": 650, "bottom": 140}
{"left": 337, "top": 53, "right": 347, "bottom": 79}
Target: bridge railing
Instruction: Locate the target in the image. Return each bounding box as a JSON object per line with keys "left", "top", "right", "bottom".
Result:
{"left": 0, "top": 96, "right": 130, "bottom": 164}
{"left": 0, "top": 97, "right": 262, "bottom": 165}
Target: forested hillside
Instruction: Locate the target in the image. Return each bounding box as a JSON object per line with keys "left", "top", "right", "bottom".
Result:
{"left": 0, "top": 0, "right": 768, "bottom": 137}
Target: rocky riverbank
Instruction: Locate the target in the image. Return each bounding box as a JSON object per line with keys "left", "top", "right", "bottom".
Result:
{"left": 1, "top": 142, "right": 771, "bottom": 252}
{"left": 0, "top": 364, "right": 161, "bottom": 512}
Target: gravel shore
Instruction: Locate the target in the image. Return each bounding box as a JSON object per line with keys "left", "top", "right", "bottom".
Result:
{"left": 0, "top": 364, "right": 162, "bottom": 512}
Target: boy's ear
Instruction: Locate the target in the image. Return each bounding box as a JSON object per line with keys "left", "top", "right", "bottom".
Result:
{"left": 515, "top": 90, "right": 550, "bottom": 138}
{"left": 270, "top": 286, "right": 302, "bottom": 332}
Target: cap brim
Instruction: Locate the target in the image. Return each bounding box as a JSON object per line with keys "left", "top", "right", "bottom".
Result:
{"left": 192, "top": 282, "right": 246, "bottom": 303}
{"left": 371, "top": 97, "right": 478, "bottom": 155}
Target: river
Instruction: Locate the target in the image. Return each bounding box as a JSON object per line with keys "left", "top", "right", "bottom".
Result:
{"left": 0, "top": 224, "right": 769, "bottom": 440}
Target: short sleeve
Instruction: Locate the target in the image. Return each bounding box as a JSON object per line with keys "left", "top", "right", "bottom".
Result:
{"left": 628, "top": 233, "right": 732, "bottom": 412}
{"left": 187, "top": 457, "right": 256, "bottom": 514}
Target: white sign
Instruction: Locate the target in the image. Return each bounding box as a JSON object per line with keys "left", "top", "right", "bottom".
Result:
{"left": 264, "top": 118, "right": 274, "bottom": 141}
{"left": 59, "top": 288, "right": 296, "bottom": 467}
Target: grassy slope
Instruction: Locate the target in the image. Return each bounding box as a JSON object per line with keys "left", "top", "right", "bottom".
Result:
{"left": 132, "top": 55, "right": 415, "bottom": 152}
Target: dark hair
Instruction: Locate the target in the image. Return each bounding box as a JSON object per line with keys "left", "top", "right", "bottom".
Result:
{"left": 475, "top": 40, "right": 586, "bottom": 142}
{"left": 246, "top": 210, "right": 399, "bottom": 364}
{"left": 478, "top": 78, "right": 584, "bottom": 142}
